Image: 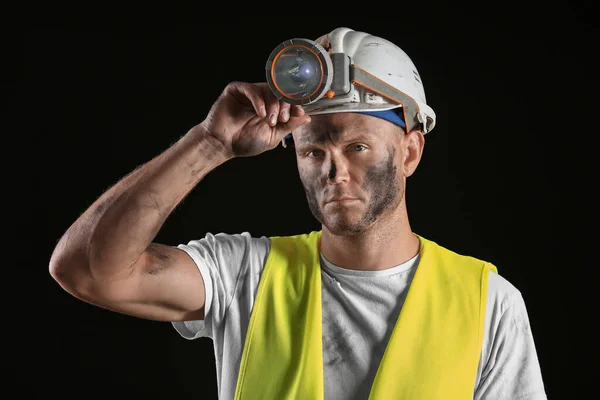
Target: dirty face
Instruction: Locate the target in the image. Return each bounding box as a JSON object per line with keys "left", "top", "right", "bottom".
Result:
{"left": 293, "top": 113, "right": 407, "bottom": 236}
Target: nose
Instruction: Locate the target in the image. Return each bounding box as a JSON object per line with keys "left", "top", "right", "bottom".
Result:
{"left": 325, "top": 157, "right": 350, "bottom": 184}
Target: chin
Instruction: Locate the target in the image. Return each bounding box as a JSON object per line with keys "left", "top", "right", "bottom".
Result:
{"left": 322, "top": 216, "right": 370, "bottom": 236}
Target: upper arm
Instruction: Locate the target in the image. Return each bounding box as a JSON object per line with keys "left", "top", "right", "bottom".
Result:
{"left": 63, "top": 243, "right": 207, "bottom": 322}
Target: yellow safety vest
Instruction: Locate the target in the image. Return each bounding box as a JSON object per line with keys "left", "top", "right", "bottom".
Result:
{"left": 234, "top": 230, "right": 497, "bottom": 399}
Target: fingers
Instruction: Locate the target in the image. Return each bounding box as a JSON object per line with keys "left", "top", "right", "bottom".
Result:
{"left": 259, "top": 84, "right": 283, "bottom": 127}
{"left": 233, "top": 82, "right": 309, "bottom": 130}
{"left": 263, "top": 101, "right": 300, "bottom": 128}
{"left": 275, "top": 102, "right": 307, "bottom": 124}
{"left": 289, "top": 105, "right": 306, "bottom": 118}
{"left": 286, "top": 114, "right": 312, "bottom": 130}
{"left": 233, "top": 82, "right": 268, "bottom": 118}
{"left": 278, "top": 102, "right": 292, "bottom": 124}
{"left": 258, "top": 84, "right": 311, "bottom": 140}
{"left": 257, "top": 83, "right": 309, "bottom": 127}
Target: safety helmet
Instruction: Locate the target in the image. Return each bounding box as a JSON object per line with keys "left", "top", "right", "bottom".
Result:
{"left": 266, "top": 27, "right": 436, "bottom": 134}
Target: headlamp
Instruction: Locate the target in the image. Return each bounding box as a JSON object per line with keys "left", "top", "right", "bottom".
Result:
{"left": 265, "top": 38, "right": 347, "bottom": 105}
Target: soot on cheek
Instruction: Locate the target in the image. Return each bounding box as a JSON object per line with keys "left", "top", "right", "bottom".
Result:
{"left": 362, "top": 147, "right": 401, "bottom": 222}
{"left": 300, "top": 167, "right": 325, "bottom": 224}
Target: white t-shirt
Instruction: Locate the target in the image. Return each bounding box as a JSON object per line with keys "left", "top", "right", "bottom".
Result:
{"left": 171, "top": 232, "right": 547, "bottom": 400}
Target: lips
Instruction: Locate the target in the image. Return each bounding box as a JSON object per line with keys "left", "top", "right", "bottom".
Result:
{"left": 325, "top": 196, "right": 358, "bottom": 204}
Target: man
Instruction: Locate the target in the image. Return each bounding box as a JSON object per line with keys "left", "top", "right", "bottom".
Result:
{"left": 49, "top": 27, "right": 547, "bottom": 399}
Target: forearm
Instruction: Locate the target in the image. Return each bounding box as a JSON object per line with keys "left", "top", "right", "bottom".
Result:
{"left": 50, "top": 125, "right": 231, "bottom": 281}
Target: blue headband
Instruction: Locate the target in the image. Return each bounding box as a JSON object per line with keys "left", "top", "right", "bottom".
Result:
{"left": 283, "top": 109, "right": 406, "bottom": 142}
{"left": 356, "top": 109, "right": 406, "bottom": 128}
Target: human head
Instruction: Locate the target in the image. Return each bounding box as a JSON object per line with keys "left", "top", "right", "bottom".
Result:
{"left": 274, "top": 27, "right": 432, "bottom": 235}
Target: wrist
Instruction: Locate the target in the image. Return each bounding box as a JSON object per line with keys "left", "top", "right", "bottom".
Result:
{"left": 186, "top": 123, "right": 233, "bottom": 164}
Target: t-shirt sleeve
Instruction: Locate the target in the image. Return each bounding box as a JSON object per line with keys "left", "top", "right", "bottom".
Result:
{"left": 475, "top": 289, "right": 548, "bottom": 400}
{"left": 171, "top": 231, "right": 270, "bottom": 340}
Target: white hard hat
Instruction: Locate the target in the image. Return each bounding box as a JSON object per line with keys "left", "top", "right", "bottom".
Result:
{"left": 303, "top": 27, "right": 436, "bottom": 134}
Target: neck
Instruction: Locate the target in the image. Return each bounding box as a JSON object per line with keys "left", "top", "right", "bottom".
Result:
{"left": 319, "top": 207, "right": 420, "bottom": 272}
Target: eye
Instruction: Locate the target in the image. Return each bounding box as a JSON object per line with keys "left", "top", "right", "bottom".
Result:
{"left": 351, "top": 144, "right": 366, "bottom": 152}
{"left": 307, "top": 149, "right": 325, "bottom": 158}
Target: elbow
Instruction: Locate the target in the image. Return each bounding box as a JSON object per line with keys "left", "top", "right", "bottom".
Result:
{"left": 49, "top": 259, "right": 79, "bottom": 294}
{"left": 49, "top": 260, "right": 97, "bottom": 304}
{"left": 48, "top": 249, "right": 91, "bottom": 297}
{"left": 48, "top": 250, "right": 65, "bottom": 280}
{"left": 49, "top": 260, "right": 72, "bottom": 287}
{"left": 49, "top": 251, "right": 67, "bottom": 284}
{"left": 49, "top": 247, "right": 73, "bottom": 284}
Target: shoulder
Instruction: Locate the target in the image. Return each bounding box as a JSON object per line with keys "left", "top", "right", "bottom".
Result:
{"left": 419, "top": 235, "right": 499, "bottom": 276}
{"left": 418, "top": 235, "right": 522, "bottom": 310}
{"left": 487, "top": 270, "right": 522, "bottom": 315}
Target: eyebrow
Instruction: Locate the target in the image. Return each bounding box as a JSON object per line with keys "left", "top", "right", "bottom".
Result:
{"left": 295, "top": 132, "right": 377, "bottom": 151}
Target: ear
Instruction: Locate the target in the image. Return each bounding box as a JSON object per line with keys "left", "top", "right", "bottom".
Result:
{"left": 402, "top": 128, "right": 425, "bottom": 177}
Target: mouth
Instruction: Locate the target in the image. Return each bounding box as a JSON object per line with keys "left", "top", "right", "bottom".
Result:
{"left": 325, "top": 197, "right": 358, "bottom": 206}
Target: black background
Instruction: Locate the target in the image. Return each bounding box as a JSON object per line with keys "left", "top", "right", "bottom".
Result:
{"left": 15, "top": 7, "right": 595, "bottom": 399}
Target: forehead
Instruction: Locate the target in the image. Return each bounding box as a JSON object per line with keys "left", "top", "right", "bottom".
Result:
{"left": 293, "top": 113, "right": 394, "bottom": 145}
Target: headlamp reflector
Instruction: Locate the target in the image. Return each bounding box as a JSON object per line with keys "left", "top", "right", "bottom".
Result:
{"left": 266, "top": 39, "right": 333, "bottom": 105}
